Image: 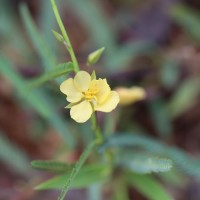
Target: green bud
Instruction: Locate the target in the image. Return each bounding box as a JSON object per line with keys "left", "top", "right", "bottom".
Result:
{"left": 52, "top": 30, "right": 64, "bottom": 43}
{"left": 87, "top": 47, "right": 105, "bottom": 66}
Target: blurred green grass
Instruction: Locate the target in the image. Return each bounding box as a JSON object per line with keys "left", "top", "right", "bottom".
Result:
{"left": 1, "top": 1, "right": 200, "bottom": 200}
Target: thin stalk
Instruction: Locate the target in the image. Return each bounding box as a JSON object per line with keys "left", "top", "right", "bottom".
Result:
{"left": 26, "top": 62, "right": 74, "bottom": 89}
{"left": 91, "top": 113, "right": 103, "bottom": 144}
{"left": 57, "top": 140, "right": 98, "bottom": 200}
{"left": 51, "top": 0, "right": 80, "bottom": 73}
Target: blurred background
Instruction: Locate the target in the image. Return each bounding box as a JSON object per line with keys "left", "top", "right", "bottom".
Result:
{"left": 1, "top": 0, "right": 200, "bottom": 199}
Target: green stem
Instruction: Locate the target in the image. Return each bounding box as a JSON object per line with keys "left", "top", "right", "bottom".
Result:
{"left": 51, "top": 0, "right": 80, "bottom": 73}
{"left": 57, "top": 140, "right": 98, "bottom": 200}
{"left": 91, "top": 113, "right": 103, "bottom": 144}
{"left": 27, "top": 62, "right": 74, "bottom": 89}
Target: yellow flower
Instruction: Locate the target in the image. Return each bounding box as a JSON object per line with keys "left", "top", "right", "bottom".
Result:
{"left": 115, "top": 86, "right": 146, "bottom": 106}
{"left": 60, "top": 71, "right": 119, "bottom": 123}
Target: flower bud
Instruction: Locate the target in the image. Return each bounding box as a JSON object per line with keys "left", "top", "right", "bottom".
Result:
{"left": 115, "top": 86, "right": 146, "bottom": 106}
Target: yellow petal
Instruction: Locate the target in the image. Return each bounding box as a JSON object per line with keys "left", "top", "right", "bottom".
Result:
{"left": 115, "top": 86, "right": 146, "bottom": 106}
{"left": 95, "top": 91, "right": 119, "bottom": 112}
{"left": 74, "top": 71, "right": 91, "bottom": 92}
{"left": 70, "top": 100, "right": 93, "bottom": 123}
{"left": 60, "top": 78, "right": 83, "bottom": 103}
{"left": 96, "top": 79, "right": 111, "bottom": 104}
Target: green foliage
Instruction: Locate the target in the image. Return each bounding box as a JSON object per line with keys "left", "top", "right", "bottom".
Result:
{"left": 170, "top": 4, "right": 200, "bottom": 42}
{"left": 87, "top": 47, "right": 105, "bottom": 66}
{"left": 31, "top": 160, "right": 72, "bottom": 173}
{"left": 35, "top": 164, "right": 110, "bottom": 190}
{"left": 27, "top": 62, "right": 74, "bottom": 89}
{"left": 127, "top": 173, "right": 174, "bottom": 200}
{"left": 100, "top": 134, "right": 200, "bottom": 177}
{"left": 0, "top": 132, "right": 29, "bottom": 174}
{"left": 159, "top": 168, "right": 187, "bottom": 187}
{"left": 119, "top": 152, "right": 173, "bottom": 174}
{"left": 20, "top": 3, "right": 57, "bottom": 71}
{"left": 148, "top": 98, "right": 172, "bottom": 138}
{"left": 168, "top": 78, "right": 200, "bottom": 118}
{"left": 51, "top": 0, "right": 79, "bottom": 72}
{"left": 2, "top": 1, "right": 200, "bottom": 200}
{"left": 0, "top": 0, "right": 29, "bottom": 56}
{"left": 159, "top": 58, "right": 180, "bottom": 89}
{"left": 67, "top": 0, "right": 116, "bottom": 51}
{"left": 57, "top": 140, "right": 98, "bottom": 200}
{"left": 39, "top": 0, "right": 58, "bottom": 52}
{"left": 0, "top": 56, "right": 75, "bottom": 147}
{"left": 67, "top": 0, "right": 155, "bottom": 71}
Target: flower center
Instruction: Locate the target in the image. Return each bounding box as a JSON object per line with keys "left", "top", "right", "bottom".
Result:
{"left": 83, "top": 88, "right": 98, "bottom": 101}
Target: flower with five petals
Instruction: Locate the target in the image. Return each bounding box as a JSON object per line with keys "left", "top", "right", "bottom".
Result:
{"left": 60, "top": 71, "right": 119, "bottom": 123}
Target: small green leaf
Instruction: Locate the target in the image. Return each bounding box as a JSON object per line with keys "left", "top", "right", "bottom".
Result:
{"left": 65, "top": 103, "right": 74, "bottom": 109}
{"left": 65, "top": 102, "right": 78, "bottom": 109}
{"left": 87, "top": 47, "right": 105, "bottom": 66}
{"left": 52, "top": 30, "right": 65, "bottom": 43}
{"left": 91, "top": 70, "right": 96, "bottom": 80}
{"left": 35, "top": 164, "right": 110, "bottom": 190}
{"left": 127, "top": 173, "right": 174, "bottom": 200}
{"left": 31, "top": 160, "right": 72, "bottom": 173}
{"left": 27, "top": 62, "right": 74, "bottom": 89}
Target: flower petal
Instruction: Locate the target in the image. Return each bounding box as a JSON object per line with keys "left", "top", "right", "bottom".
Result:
{"left": 74, "top": 71, "right": 91, "bottom": 92}
{"left": 95, "top": 91, "right": 119, "bottom": 112}
{"left": 70, "top": 100, "right": 93, "bottom": 123}
{"left": 96, "top": 79, "right": 111, "bottom": 104}
{"left": 60, "top": 78, "right": 83, "bottom": 103}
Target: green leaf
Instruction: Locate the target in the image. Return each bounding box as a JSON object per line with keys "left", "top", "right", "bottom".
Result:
{"left": 160, "top": 58, "right": 180, "bottom": 89}
{"left": 0, "top": 132, "right": 29, "bottom": 174}
{"left": 100, "top": 134, "right": 200, "bottom": 177}
{"left": 159, "top": 168, "right": 187, "bottom": 187}
{"left": 31, "top": 160, "right": 72, "bottom": 173}
{"left": 68, "top": 0, "right": 116, "bottom": 50}
{"left": 57, "top": 140, "right": 98, "bottom": 200}
{"left": 119, "top": 152, "right": 173, "bottom": 174}
{"left": 20, "top": 3, "right": 57, "bottom": 71}
{"left": 167, "top": 78, "right": 200, "bottom": 118}
{"left": 170, "top": 4, "right": 200, "bottom": 42}
{"left": 35, "top": 164, "right": 110, "bottom": 190}
{"left": 106, "top": 41, "right": 155, "bottom": 71}
{"left": 27, "top": 62, "right": 74, "bottom": 89}
{"left": 127, "top": 173, "right": 174, "bottom": 200}
{"left": 148, "top": 98, "right": 172, "bottom": 138}
{"left": 87, "top": 47, "right": 105, "bottom": 66}
{"left": 39, "top": 0, "right": 58, "bottom": 52}
{"left": 0, "top": 56, "right": 75, "bottom": 147}
{"left": 52, "top": 30, "right": 65, "bottom": 43}
{"left": 0, "top": 1, "right": 29, "bottom": 57}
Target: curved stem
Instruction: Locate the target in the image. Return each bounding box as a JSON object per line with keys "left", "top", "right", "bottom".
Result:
{"left": 51, "top": 0, "right": 80, "bottom": 73}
